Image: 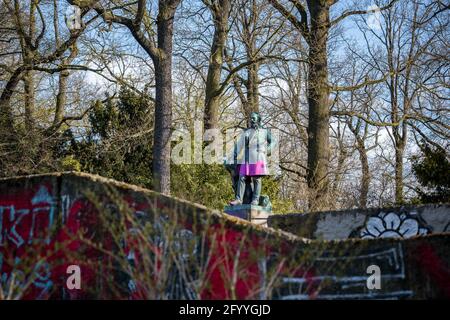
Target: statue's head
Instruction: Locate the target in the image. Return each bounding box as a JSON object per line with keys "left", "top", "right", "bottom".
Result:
{"left": 249, "top": 112, "right": 261, "bottom": 129}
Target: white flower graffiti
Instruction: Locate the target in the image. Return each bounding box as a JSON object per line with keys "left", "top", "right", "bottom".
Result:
{"left": 358, "top": 211, "right": 430, "bottom": 239}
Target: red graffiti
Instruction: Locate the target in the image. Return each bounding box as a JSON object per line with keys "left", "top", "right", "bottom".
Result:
{"left": 415, "top": 243, "right": 450, "bottom": 298}
{"left": 0, "top": 184, "right": 115, "bottom": 299}
{"left": 0, "top": 184, "right": 59, "bottom": 299}
{"left": 2, "top": 177, "right": 448, "bottom": 300}
{"left": 0, "top": 183, "right": 324, "bottom": 300}
{"left": 200, "top": 226, "right": 263, "bottom": 299}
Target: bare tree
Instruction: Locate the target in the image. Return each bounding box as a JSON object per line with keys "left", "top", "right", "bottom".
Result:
{"left": 0, "top": 0, "right": 93, "bottom": 135}
{"left": 0, "top": 0, "right": 101, "bottom": 176}
{"left": 335, "top": 0, "right": 449, "bottom": 204}
{"left": 203, "top": 0, "right": 231, "bottom": 130}
{"left": 268, "top": 0, "right": 399, "bottom": 210}
{"left": 71, "top": 0, "right": 182, "bottom": 194}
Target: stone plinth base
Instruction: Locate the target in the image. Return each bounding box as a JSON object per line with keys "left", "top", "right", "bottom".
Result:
{"left": 224, "top": 204, "right": 271, "bottom": 227}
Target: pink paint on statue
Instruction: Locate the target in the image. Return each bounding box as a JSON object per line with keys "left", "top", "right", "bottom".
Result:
{"left": 239, "top": 161, "right": 268, "bottom": 176}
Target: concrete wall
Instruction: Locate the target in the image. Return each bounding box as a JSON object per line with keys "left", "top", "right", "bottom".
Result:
{"left": 0, "top": 172, "right": 449, "bottom": 299}
{"left": 268, "top": 204, "right": 450, "bottom": 240}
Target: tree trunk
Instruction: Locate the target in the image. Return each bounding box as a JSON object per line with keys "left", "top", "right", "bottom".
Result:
{"left": 395, "top": 132, "right": 406, "bottom": 204}
{"left": 245, "top": 61, "right": 259, "bottom": 117}
{"left": 332, "top": 137, "right": 347, "bottom": 198}
{"left": 348, "top": 117, "right": 371, "bottom": 208}
{"left": 306, "top": 0, "right": 330, "bottom": 210}
{"left": 357, "top": 140, "right": 370, "bottom": 208}
{"left": 394, "top": 145, "right": 404, "bottom": 204}
{"left": 204, "top": 0, "right": 230, "bottom": 130}
{"left": 0, "top": 67, "right": 24, "bottom": 133}
{"left": 23, "top": 69, "right": 35, "bottom": 131}
{"left": 23, "top": 0, "right": 37, "bottom": 132}
{"left": 54, "top": 70, "right": 69, "bottom": 127}
{"left": 53, "top": 45, "right": 78, "bottom": 128}
{"left": 152, "top": 3, "right": 176, "bottom": 194}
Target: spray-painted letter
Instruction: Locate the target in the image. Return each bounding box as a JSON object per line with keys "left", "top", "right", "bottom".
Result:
{"left": 66, "top": 265, "right": 81, "bottom": 290}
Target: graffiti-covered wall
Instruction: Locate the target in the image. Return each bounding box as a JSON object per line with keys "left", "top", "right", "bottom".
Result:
{"left": 0, "top": 172, "right": 449, "bottom": 299}
{"left": 268, "top": 205, "right": 450, "bottom": 240}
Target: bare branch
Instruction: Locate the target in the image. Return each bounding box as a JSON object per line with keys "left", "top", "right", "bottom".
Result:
{"left": 330, "top": 0, "right": 399, "bottom": 26}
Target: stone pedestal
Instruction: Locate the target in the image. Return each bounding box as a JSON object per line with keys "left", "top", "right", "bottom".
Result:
{"left": 224, "top": 204, "right": 271, "bottom": 227}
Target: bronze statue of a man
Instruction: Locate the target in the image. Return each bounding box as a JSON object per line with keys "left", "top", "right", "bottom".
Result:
{"left": 226, "top": 112, "right": 275, "bottom": 206}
